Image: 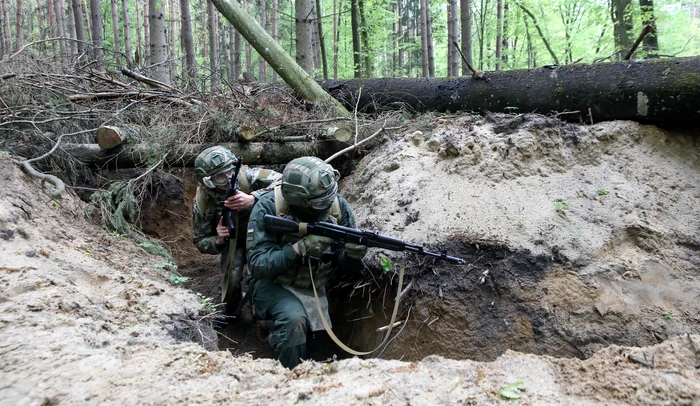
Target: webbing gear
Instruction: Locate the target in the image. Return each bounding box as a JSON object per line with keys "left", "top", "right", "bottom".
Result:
{"left": 309, "top": 260, "right": 405, "bottom": 356}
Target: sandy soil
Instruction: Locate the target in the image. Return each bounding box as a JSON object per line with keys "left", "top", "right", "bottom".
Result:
{"left": 1, "top": 114, "right": 700, "bottom": 405}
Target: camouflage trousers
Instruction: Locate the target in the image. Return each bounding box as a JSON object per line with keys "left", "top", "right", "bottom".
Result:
{"left": 251, "top": 279, "right": 309, "bottom": 369}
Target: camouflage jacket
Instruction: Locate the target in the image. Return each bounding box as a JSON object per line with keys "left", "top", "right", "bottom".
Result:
{"left": 192, "top": 166, "right": 282, "bottom": 255}
{"left": 245, "top": 191, "right": 359, "bottom": 283}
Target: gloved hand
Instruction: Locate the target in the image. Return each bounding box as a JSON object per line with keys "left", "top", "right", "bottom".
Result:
{"left": 344, "top": 243, "right": 367, "bottom": 260}
{"left": 297, "top": 235, "right": 336, "bottom": 257}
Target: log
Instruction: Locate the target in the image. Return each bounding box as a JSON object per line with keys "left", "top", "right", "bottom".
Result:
{"left": 236, "top": 125, "right": 256, "bottom": 141}
{"left": 326, "top": 126, "right": 353, "bottom": 142}
{"left": 59, "top": 141, "right": 348, "bottom": 168}
{"left": 320, "top": 56, "right": 700, "bottom": 128}
{"left": 96, "top": 125, "right": 133, "bottom": 150}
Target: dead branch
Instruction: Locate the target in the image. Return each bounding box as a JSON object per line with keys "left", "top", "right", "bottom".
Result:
{"left": 120, "top": 68, "right": 182, "bottom": 93}
{"left": 513, "top": 1, "right": 560, "bottom": 65}
{"left": 325, "top": 121, "right": 386, "bottom": 163}
{"left": 624, "top": 18, "right": 657, "bottom": 61}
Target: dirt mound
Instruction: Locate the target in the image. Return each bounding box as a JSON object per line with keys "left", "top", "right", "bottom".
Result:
{"left": 338, "top": 115, "right": 700, "bottom": 360}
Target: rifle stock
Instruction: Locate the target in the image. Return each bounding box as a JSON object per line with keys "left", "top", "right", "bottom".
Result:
{"left": 263, "top": 214, "right": 465, "bottom": 264}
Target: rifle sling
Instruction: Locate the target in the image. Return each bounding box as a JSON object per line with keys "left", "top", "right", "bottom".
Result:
{"left": 309, "top": 260, "right": 405, "bottom": 356}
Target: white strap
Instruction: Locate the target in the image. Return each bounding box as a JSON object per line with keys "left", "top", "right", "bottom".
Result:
{"left": 309, "top": 261, "right": 405, "bottom": 356}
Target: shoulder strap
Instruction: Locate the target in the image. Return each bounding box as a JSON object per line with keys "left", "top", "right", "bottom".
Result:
{"left": 195, "top": 187, "right": 209, "bottom": 213}
{"left": 329, "top": 197, "right": 342, "bottom": 222}
{"left": 274, "top": 185, "right": 289, "bottom": 217}
{"left": 238, "top": 168, "right": 252, "bottom": 194}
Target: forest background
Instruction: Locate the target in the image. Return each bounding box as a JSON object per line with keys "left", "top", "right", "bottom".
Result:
{"left": 1, "top": 0, "right": 699, "bottom": 92}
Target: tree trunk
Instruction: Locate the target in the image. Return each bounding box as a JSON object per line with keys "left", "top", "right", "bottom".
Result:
{"left": 81, "top": 0, "right": 92, "bottom": 44}
{"left": 142, "top": 0, "right": 150, "bottom": 66}
{"left": 209, "top": 0, "right": 350, "bottom": 116}
{"left": 135, "top": 0, "right": 142, "bottom": 64}
{"left": 89, "top": 0, "right": 105, "bottom": 70}
{"left": 168, "top": 0, "right": 176, "bottom": 81}
{"left": 110, "top": 0, "right": 121, "bottom": 66}
{"left": 71, "top": 0, "right": 85, "bottom": 56}
{"left": 496, "top": 0, "right": 503, "bottom": 70}
{"left": 350, "top": 0, "right": 361, "bottom": 77}
{"left": 460, "top": 0, "right": 472, "bottom": 75}
{"left": 321, "top": 56, "right": 700, "bottom": 128}
{"left": 315, "top": 0, "right": 328, "bottom": 79}
{"left": 180, "top": 0, "right": 196, "bottom": 88}
{"left": 296, "top": 0, "right": 314, "bottom": 74}
{"left": 639, "top": 0, "right": 659, "bottom": 58}
{"left": 358, "top": 0, "right": 370, "bottom": 77}
{"left": 149, "top": 0, "right": 169, "bottom": 83}
{"left": 447, "top": 0, "right": 458, "bottom": 76}
{"left": 62, "top": 0, "right": 74, "bottom": 55}
{"left": 35, "top": 0, "right": 46, "bottom": 54}
{"left": 271, "top": 0, "right": 278, "bottom": 81}
{"left": 207, "top": 0, "right": 219, "bottom": 90}
{"left": 15, "top": 0, "right": 23, "bottom": 52}
{"left": 122, "top": 0, "right": 133, "bottom": 66}
{"left": 612, "top": 0, "right": 633, "bottom": 59}
{"left": 60, "top": 140, "right": 349, "bottom": 168}
{"left": 2, "top": 0, "right": 12, "bottom": 54}
{"left": 419, "top": 0, "right": 429, "bottom": 77}
{"left": 425, "top": 0, "right": 434, "bottom": 77}
{"left": 259, "top": 0, "right": 267, "bottom": 81}
{"left": 231, "top": 25, "right": 241, "bottom": 79}
{"left": 396, "top": 0, "right": 402, "bottom": 75}
{"left": 48, "top": 0, "right": 58, "bottom": 56}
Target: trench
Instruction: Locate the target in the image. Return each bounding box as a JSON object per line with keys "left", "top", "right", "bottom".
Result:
{"left": 130, "top": 169, "right": 688, "bottom": 364}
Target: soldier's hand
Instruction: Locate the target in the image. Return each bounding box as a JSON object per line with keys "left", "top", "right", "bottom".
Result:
{"left": 215, "top": 217, "right": 229, "bottom": 246}
{"left": 344, "top": 243, "right": 367, "bottom": 260}
{"left": 296, "top": 235, "right": 336, "bottom": 257}
{"left": 224, "top": 191, "right": 255, "bottom": 210}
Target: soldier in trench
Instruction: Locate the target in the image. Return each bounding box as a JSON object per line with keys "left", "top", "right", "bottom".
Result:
{"left": 246, "top": 156, "right": 367, "bottom": 369}
{"left": 191, "top": 146, "right": 283, "bottom": 326}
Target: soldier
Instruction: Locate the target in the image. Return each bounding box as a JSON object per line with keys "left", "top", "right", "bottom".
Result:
{"left": 246, "top": 156, "right": 367, "bottom": 369}
{"left": 192, "top": 146, "right": 282, "bottom": 325}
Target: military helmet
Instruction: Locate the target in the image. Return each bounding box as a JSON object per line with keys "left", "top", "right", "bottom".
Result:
{"left": 281, "top": 157, "right": 340, "bottom": 210}
{"left": 194, "top": 146, "right": 238, "bottom": 188}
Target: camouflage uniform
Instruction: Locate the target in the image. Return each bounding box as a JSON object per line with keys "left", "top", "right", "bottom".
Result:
{"left": 246, "top": 157, "right": 363, "bottom": 369}
{"left": 192, "top": 165, "right": 282, "bottom": 315}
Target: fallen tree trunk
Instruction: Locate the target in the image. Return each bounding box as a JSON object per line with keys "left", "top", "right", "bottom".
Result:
{"left": 60, "top": 141, "right": 348, "bottom": 168}
{"left": 321, "top": 56, "right": 700, "bottom": 127}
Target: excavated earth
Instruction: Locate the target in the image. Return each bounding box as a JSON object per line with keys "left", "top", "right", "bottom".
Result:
{"left": 1, "top": 114, "right": 700, "bottom": 405}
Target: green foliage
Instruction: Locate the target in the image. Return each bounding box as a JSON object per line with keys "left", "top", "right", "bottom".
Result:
{"left": 597, "top": 189, "right": 610, "bottom": 196}
{"left": 0, "top": 150, "right": 10, "bottom": 156}
{"left": 196, "top": 292, "right": 217, "bottom": 313}
{"left": 663, "top": 311, "right": 672, "bottom": 320}
{"left": 554, "top": 201, "right": 570, "bottom": 216}
{"left": 380, "top": 257, "right": 393, "bottom": 274}
{"left": 499, "top": 382, "right": 525, "bottom": 400}
{"left": 168, "top": 273, "right": 190, "bottom": 286}
{"left": 153, "top": 261, "right": 177, "bottom": 271}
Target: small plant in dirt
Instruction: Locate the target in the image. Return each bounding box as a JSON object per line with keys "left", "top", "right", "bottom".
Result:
{"left": 663, "top": 311, "right": 672, "bottom": 320}
{"left": 196, "top": 292, "right": 217, "bottom": 313}
{"left": 153, "top": 261, "right": 177, "bottom": 271}
{"left": 168, "top": 273, "right": 190, "bottom": 286}
{"left": 554, "top": 201, "right": 570, "bottom": 216}
{"left": 504, "top": 106, "right": 519, "bottom": 114}
{"left": 0, "top": 150, "right": 10, "bottom": 156}
{"left": 597, "top": 189, "right": 610, "bottom": 196}
{"left": 499, "top": 381, "right": 525, "bottom": 400}
{"left": 380, "top": 257, "right": 393, "bottom": 274}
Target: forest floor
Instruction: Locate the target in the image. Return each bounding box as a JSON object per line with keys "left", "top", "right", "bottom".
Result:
{"left": 1, "top": 114, "right": 699, "bottom": 405}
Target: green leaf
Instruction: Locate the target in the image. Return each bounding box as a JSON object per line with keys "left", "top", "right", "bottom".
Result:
{"left": 597, "top": 189, "right": 610, "bottom": 196}
{"left": 500, "top": 381, "right": 524, "bottom": 400}
{"left": 380, "top": 257, "right": 393, "bottom": 274}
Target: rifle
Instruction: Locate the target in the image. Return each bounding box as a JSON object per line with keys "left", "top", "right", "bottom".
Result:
{"left": 263, "top": 214, "right": 465, "bottom": 264}
{"left": 222, "top": 157, "right": 243, "bottom": 241}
